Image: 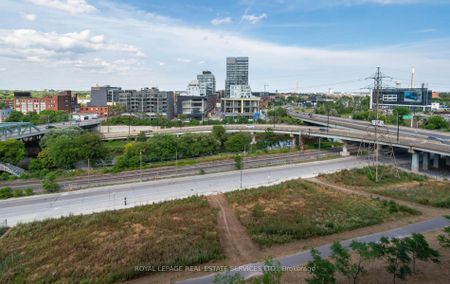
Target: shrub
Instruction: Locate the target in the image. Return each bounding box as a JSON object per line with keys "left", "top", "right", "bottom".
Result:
{"left": 0, "top": 187, "right": 13, "bottom": 199}
{"left": 24, "top": 188, "right": 34, "bottom": 196}
{"left": 42, "top": 173, "right": 59, "bottom": 193}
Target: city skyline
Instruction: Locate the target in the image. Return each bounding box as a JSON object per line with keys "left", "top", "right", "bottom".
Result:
{"left": 0, "top": 0, "right": 450, "bottom": 92}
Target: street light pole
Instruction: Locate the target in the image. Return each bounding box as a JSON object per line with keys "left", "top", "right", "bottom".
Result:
{"left": 327, "top": 109, "right": 330, "bottom": 134}
{"left": 139, "top": 150, "right": 142, "bottom": 182}
{"left": 396, "top": 114, "right": 400, "bottom": 143}
{"left": 87, "top": 158, "right": 90, "bottom": 187}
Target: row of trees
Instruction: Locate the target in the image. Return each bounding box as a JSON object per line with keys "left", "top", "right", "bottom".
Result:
{"left": 6, "top": 110, "right": 69, "bottom": 125}
{"left": 306, "top": 232, "right": 444, "bottom": 284}
{"left": 115, "top": 126, "right": 253, "bottom": 169}
{"left": 315, "top": 96, "right": 371, "bottom": 117}
{"left": 115, "top": 126, "right": 294, "bottom": 170}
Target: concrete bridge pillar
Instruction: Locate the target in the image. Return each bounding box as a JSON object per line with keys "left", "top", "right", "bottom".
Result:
{"left": 433, "top": 154, "right": 440, "bottom": 169}
{"left": 446, "top": 156, "right": 450, "bottom": 166}
{"left": 291, "top": 135, "right": 296, "bottom": 148}
{"left": 411, "top": 152, "right": 420, "bottom": 173}
{"left": 422, "top": 152, "right": 429, "bottom": 171}
{"left": 340, "top": 143, "right": 350, "bottom": 157}
{"left": 251, "top": 132, "right": 256, "bottom": 145}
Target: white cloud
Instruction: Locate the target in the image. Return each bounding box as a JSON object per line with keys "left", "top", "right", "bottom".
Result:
{"left": 20, "top": 12, "right": 37, "bottom": 21}
{"left": 159, "top": 62, "right": 166, "bottom": 66}
{"left": 416, "top": 28, "right": 437, "bottom": 33}
{"left": 211, "top": 17, "right": 233, "bottom": 26}
{"left": 28, "top": 0, "right": 96, "bottom": 14}
{"left": 0, "top": 29, "right": 144, "bottom": 61}
{"left": 176, "top": 58, "right": 191, "bottom": 63}
{"left": 0, "top": 67, "right": 6, "bottom": 72}
{"left": 242, "top": 13, "right": 267, "bottom": 24}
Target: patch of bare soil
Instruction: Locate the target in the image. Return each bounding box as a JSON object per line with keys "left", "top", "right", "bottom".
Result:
{"left": 207, "top": 194, "right": 261, "bottom": 263}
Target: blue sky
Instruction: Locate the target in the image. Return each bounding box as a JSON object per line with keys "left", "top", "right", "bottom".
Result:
{"left": 0, "top": 0, "right": 450, "bottom": 92}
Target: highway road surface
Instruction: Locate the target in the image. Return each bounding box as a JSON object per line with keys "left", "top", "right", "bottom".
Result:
{"left": 289, "top": 111, "right": 450, "bottom": 141}
{"left": 0, "top": 157, "right": 366, "bottom": 227}
{"left": 179, "top": 216, "right": 450, "bottom": 284}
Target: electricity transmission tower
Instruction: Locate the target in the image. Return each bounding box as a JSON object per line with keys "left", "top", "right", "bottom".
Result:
{"left": 357, "top": 67, "right": 399, "bottom": 182}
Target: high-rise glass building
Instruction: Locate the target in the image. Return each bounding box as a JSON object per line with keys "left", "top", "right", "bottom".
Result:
{"left": 225, "top": 57, "right": 249, "bottom": 97}
{"left": 197, "top": 71, "right": 216, "bottom": 96}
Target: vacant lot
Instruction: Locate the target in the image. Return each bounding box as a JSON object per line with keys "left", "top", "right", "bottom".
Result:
{"left": 0, "top": 196, "right": 223, "bottom": 284}
{"left": 321, "top": 166, "right": 450, "bottom": 208}
{"left": 225, "top": 179, "right": 419, "bottom": 247}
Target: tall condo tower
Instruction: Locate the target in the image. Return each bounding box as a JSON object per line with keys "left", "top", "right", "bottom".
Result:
{"left": 225, "top": 57, "right": 249, "bottom": 97}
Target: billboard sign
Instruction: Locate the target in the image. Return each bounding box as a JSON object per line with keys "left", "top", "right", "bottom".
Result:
{"left": 404, "top": 90, "right": 422, "bottom": 103}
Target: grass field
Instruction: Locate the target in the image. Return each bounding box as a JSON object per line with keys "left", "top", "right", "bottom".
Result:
{"left": 225, "top": 179, "right": 419, "bottom": 247}
{"left": 0, "top": 196, "right": 223, "bottom": 283}
{"left": 320, "top": 166, "right": 450, "bottom": 208}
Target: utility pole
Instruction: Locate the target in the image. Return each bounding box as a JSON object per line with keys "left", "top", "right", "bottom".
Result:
{"left": 87, "top": 158, "right": 90, "bottom": 187}
{"left": 318, "top": 137, "right": 321, "bottom": 158}
{"left": 396, "top": 113, "right": 400, "bottom": 143}
{"left": 327, "top": 108, "right": 330, "bottom": 134}
{"left": 373, "top": 67, "right": 382, "bottom": 182}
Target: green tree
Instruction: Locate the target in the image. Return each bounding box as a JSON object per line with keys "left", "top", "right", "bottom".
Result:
{"left": 404, "top": 233, "right": 439, "bottom": 273}
{"left": 0, "top": 139, "right": 26, "bottom": 165}
{"left": 253, "top": 257, "right": 283, "bottom": 284}
{"left": 0, "top": 187, "right": 13, "bottom": 199}
{"left": 212, "top": 125, "right": 227, "bottom": 147}
{"left": 234, "top": 155, "right": 242, "bottom": 170}
{"left": 330, "top": 241, "right": 374, "bottom": 284}
{"left": 5, "top": 111, "right": 24, "bottom": 122}
{"left": 77, "top": 132, "right": 107, "bottom": 161}
{"left": 424, "top": 116, "right": 449, "bottom": 130}
{"left": 371, "top": 237, "right": 412, "bottom": 284}
{"left": 306, "top": 248, "right": 336, "bottom": 284}
{"left": 42, "top": 173, "right": 59, "bottom": 193}
{"left": 225, "top": 133, "right": 251, "bottom": 153}
{"left": 136, "top": 131, "right": 147, "bottom": 142}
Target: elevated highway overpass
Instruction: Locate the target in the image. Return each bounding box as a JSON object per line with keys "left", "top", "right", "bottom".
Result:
{"left": 101, "top": 124, "right": 450, "bottom": 173}
{"left": 288, "top": 110, "right": 450, "bottom": 141}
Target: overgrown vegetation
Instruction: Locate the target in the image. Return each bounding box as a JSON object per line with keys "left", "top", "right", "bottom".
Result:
{"left": 0, "top": 139, "right": 26, "bottom": 165}
{"left": 0, "top": 196, "right": 223, "bottom": 283}
{"left": 0, "top": 187, "right": 33, "bottom": 199}
{"left": 320, "top": 166, "right": 426, "bottom": 187}
{"left": 225, "top": 179, "right": 418, "bottom": 247}
{"left": 321, "top": 167, "right": 450, "bottom": 208}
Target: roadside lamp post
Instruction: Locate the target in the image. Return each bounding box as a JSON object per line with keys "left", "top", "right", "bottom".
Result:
{"left": 87, "top": 158, "right": 90, "bottom": 187}
{"left": 327, "top": 109, "right": 330, "bottom": 134}
{"left": 139, "top": 150, "right": 143, "bottom": 182}
{"left": 318, "top": 137, "right": 321, "bottom": 158}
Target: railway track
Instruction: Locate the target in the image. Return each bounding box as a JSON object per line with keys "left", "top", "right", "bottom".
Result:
{"left": 1, "top": 149, "right": 343, "bottom": 192}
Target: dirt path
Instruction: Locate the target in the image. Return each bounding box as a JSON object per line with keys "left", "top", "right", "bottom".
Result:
{"left": 207, "top": 194, "right": 261, "bottom": 264}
